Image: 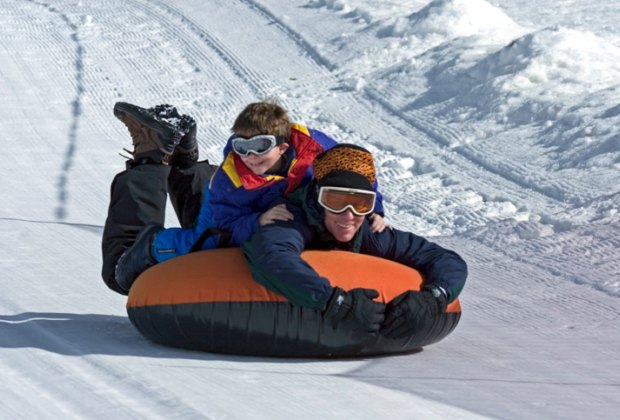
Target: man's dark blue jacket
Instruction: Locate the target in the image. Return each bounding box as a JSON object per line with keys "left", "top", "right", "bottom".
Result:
{"left": 241, "top": 184, "right": 467, "bottom": 310}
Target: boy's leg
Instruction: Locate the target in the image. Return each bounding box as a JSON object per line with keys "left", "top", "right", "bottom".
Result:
{"left": 167, "top": 160, "right": 218, "bottom": 228}
{"left": 101, "top": 102, "right": 187, "bottom": 295}
{"left": 156, "top": 108, "right": 226, "bottom": 258}
{"left": 101, "top": 164, "right": 170, "bottom": 294}
{"left": 153, "top": 162, "right": 225, "bottom": 263}
{"left": 157, "top": 104, "right": 211, "bottom": 227}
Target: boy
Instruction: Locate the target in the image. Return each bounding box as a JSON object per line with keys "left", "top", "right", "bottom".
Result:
{"left": 207, "top": 102, "right": 386, "bottom": 246}
{"left": 102, "top": 102, "right": 386, "bottom": 295}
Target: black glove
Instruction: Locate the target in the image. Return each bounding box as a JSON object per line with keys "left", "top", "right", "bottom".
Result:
{"left": 323, "top": 287, "right": 386, "bottom": 334}
{"left": 381, "top": 286, "right": 448, "bottom": 339}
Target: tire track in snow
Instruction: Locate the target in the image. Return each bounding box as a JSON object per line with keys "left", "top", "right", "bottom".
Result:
{"left": 465, "top": 218, "right": 620, "bottom": 298}
{"left": 455, "top": 236, "right": 620, "bottom": 337}
{"left": 236, "top": 0, "right": 337, "bottom": 71}
{"left": 139, "top": 0, "right": 274, "bottom": 98}
{"left": 363, "top": 87, "right": 572, "bottom": 206}
{"left": 110, "top": 0, "right": 260, "bottom": 108}
{"left": 144, "top": 0, "right": 338, "bottom": 109}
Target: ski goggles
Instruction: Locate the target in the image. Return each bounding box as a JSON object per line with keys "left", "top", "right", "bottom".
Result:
{"left": 317, "top": 186, "right": 376, "bottom": 216}
{"left": 231, "top": 134, "right": 283, "bottom": 157}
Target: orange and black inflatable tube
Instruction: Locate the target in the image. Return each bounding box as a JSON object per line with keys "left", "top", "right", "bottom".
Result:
{"left": 127, "top": 248, "right": 461, "bottom": 357}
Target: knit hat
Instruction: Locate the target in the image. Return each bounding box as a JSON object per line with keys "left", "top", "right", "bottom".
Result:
{"left": 313, "top": 144, "right": 376, "bottom": 191}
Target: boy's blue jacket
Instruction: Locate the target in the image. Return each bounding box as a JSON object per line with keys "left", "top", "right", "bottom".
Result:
{"left": 153, "top": 124, "right": 384, "bottom": 261}
{"left": 241, "top": 184, "right": 467, "bottom": 310}
{"left": 209, "top": 124, "right": 383, "bottom": 246}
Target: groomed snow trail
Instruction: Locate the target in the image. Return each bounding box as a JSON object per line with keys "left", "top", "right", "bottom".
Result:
{"left": 0, "top": 0, "right": 618, "bottom": 419}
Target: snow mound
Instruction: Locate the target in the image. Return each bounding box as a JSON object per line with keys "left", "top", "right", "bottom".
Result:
{"left": 402, "top": 0, "right": 521, "bottom": 40}
{"left": 470, "top": 26, "right": 620, "bottom": 100}
{"left": 461, "top": 26, "right": 620, "bottom": 169}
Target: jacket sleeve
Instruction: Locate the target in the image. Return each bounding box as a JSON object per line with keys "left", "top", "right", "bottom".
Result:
{"left": 208, "top": 169, "right": 260, "bottom": 246}
{"left": 372, "top": 180, "right": 385, "bottom": 216}
{"left": 152, "top": 186, "right": 216, "bottom": 262}
{"left": 308, "top": 128, "right": 338, "bottom": 150}
{"left": 361, "top": 225, "right": 467, "bottom": 302}
{"left": 241, "top": 208, "right": 335, "bottom": 310}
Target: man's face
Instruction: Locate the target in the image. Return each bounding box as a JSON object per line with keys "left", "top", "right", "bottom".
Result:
{"left": 324, "top": 209, "right": 365, "bottom": 242}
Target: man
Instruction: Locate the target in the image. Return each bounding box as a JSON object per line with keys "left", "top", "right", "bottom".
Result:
{"left": 241, "top": 144, "right": 467, "bottom": 339}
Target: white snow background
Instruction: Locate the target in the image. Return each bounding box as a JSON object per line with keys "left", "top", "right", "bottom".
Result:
{"left": 1, "top": 0, "right": 618, "bottom": 418}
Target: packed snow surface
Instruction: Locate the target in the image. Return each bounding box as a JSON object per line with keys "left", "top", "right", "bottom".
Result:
{"left": 0, "top": 0, "right": 618, "bottom": 418}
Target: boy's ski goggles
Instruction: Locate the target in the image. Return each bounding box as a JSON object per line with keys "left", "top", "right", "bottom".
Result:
{"left": 317, "top": 186, "right": 376, "bottom": 216}
{"left": 231, "top": 134, "right": 283, "bottom": 157}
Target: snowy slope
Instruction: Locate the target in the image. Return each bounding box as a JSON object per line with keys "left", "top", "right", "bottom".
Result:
{"left": 0, "top": 0, "right": 618, "bottom": 418}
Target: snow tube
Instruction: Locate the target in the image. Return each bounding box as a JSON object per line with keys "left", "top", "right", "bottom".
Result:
{"left": 126, "top": 248, "right": 461, "bottom": 357}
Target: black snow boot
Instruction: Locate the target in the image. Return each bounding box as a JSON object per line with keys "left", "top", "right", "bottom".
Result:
{"left": 149, "top": 104, "right": 199, "bottom": 168}
{"left": 114, "top": 223, "right": 164, "bottom": 294}
{"left": 114, "top": 102, "right": 186, "bottom": 165}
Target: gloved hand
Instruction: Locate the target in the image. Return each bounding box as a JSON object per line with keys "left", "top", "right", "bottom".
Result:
{"left": 323, "top": 287, "right": 386, "bottom": 334}
{"left": 381, "top": 286, "right": 448, "bottom": 339}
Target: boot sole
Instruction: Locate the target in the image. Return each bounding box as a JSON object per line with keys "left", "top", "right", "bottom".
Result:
{"left": 113, "top": 102, "right": 182, "bottom": 138}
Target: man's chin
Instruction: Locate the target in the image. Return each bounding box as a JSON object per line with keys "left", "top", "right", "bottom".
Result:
{"left": 331, "top": 230, "right": 355, "bottom": 242}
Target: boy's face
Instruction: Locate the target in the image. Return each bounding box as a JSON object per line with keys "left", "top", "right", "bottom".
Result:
{"left": 235, "top": 129, "right": 289, "bottom": 175}
{"left": 323, "top": 209, "right": 365, "bottom": 242}
{"left": 239, "top": 144, "right": 288, "bottom": 175}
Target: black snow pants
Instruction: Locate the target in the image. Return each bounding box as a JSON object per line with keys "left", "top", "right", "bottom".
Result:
{"left": 101, "top": 161, "right": 217, "bottom": 295}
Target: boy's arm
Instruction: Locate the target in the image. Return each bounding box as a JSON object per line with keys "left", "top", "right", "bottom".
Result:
{"left": 241, "top": 208, "right": 334, "bottom": 310}
{"left": 372, "top": 179, "right": 385, "bottom": 216}
{"left": 209, "top": 191, "right": 260, "bottom": 246}
{"left": 361, "top": 226, "right": 467, "bottom": 302}
{"left": 208, "top": 169, "right": 262, "bottom": 246}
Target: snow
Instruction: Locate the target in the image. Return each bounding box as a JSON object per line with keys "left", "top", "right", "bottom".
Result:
{"left": 1, "top": 0, "right": 618, "bottom": 418}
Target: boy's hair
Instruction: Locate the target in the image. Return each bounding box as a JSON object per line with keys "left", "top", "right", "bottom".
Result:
{"left": 231, "top": 102, "right": 291, "bottom": 141}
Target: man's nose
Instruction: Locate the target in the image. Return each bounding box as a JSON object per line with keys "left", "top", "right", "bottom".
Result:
{"left": 341, "top": 208, "right": 356, "bottom": 219}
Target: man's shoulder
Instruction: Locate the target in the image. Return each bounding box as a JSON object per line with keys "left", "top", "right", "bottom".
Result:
{"left": 358, "top": 222, "right": 400, "bottom": 255}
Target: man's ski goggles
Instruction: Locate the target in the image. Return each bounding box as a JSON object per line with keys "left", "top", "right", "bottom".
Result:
{"left": 317, "top": 186, "right": 376, "bottom": 216}
{"left": 231, "top": 134, "right": 283, "bottom": 157}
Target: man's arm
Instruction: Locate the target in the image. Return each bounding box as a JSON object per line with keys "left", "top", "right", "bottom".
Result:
{"left": 241, "top": 212, "right": 334, "bottom": 310}
{"left": 361, "top": 225, "right": 467, "bottom": 302}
